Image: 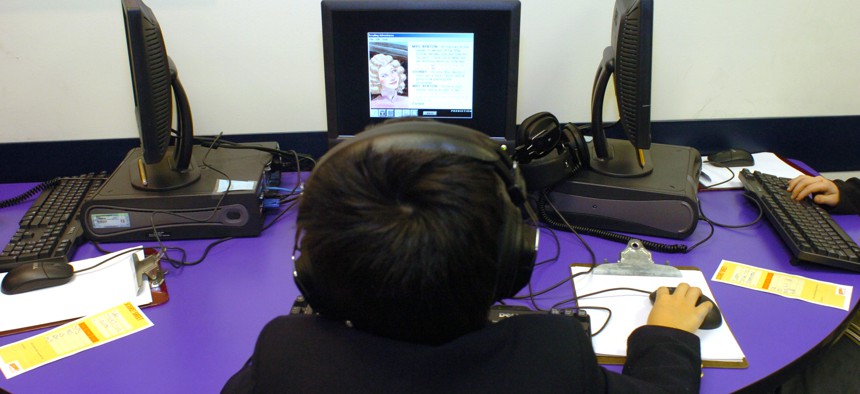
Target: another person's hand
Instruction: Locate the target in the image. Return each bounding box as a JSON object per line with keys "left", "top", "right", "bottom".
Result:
{"left": 647, "top": 283, "right": 712, "bottom": 334}
{"left": 787, "top": 175, "right": 840, "bottom": 207}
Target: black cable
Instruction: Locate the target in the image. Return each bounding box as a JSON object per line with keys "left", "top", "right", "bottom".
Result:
{"left": 549, "top": 286, "right": 652, "bottom": 310}
{"left": 167, "top": 237, "right": 234, "bottom": 268}
{"left": 542, "top": 192, "right": 597, "bottom": 265}
{"left": 534, "top": 225, "right": 561, "bottom": 267}
{"left": 194, "top": 136, "right": 317, "bottom": 171}
{"left": 701, "top": 167, "right": 736, "bottom": 189}
{"left": 682, "top": 219, "right": 714, "bottom": 254}
{"left": 143, "top": 134, "right": 234, "bottom": 259}
{"left": 74, "top": 246, "right": 144, "bottom": 274}
{"left": 576, "top": 121, "right": 618, "bottom": 134}
{"left": 92, "top": 242, "right": 189, "bottom": 268}
{"left": 524, "top": 225, "right": 562, "bottom": 311}
{"left": 573, "top": 286, "right": 651, "bottom": 300}
{"left": 577, "top": 306, "right": 612, "bottom": 336}
{"left": 515, "top": 268, "right": 594, "bottom": 301}
{"left": 0, "top": 178, "right": 58, "bottom": 209}
{"left": 699, "top": 193, "right": 764, "bottom": 229}
{"left": 514, "top": 193, "right": 597, "bottom": 306}
{"left": 263, "top": 198, "right": 301, "bottom": 231}
{"left": 0, "top": 173, "right": 104, "bottom": 209}
{"left": 551, "top": 287, "right": 653, "bottom": 337}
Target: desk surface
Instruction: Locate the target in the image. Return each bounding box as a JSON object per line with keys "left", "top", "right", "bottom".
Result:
{"left": 1, "top": 179, "right": 859, "bottom": 393}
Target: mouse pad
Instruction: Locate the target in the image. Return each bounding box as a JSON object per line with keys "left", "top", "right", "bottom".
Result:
{"left": 570, "top": 264, "right": 747, "bottom": 368}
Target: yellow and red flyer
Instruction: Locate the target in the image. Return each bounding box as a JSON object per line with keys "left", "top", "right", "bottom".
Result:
{"left": 713, "top": 260, "right": 852, "bottom": 310}
{"left": 0, "top": 302, "right": 153, "bottom": 379}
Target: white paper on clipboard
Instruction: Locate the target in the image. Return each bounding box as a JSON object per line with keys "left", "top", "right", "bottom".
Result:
{"left": 0, "top": 247, "right": 153, "bottom": 334}
{"left": 571, "top": 265, "right": 746, "bottom": 366}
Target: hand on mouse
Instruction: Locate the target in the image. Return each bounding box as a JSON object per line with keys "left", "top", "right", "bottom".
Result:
{"left": 647, "top": 283, "right": 713, "bottom": 334}
{"left": 787, "top": 175, "right": 840, "bottom": 207}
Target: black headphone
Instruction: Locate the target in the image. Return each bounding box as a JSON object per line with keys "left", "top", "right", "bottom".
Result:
{"left": 515, "top": 111, "right": 589, "bottom": 191}
{"left": 293, "top": 120, "right": 538, "bottom": 320}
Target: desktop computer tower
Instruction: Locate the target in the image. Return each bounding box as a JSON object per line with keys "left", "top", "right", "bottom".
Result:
{"left": 547, "top": 142, "right": 701, "bottom": 239}
{"left": 81, "top": 143, "right": 276, "bottom": 243}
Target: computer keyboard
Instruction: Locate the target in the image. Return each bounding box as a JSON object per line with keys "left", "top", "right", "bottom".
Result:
{"left": 0, "top": 172, "right": 107, "bottom": 272}
{"left": 739, "top": 169, "right": 860, "bottom": 272}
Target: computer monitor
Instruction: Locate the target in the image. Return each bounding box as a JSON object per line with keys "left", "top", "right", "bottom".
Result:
{"left": 542, "top": 0, "right": 701, "bottom": 240}
{"left": 590, "top": 0, "right": 653, "bottom": 177}
{"left": 321, "top": 0, "right": 520, "bottom": 145}
{"left": 122, "top": 0, "right": 199, "bottom": 190}
{"left": 80, "top": 0, "right": 276, "bottom": 243}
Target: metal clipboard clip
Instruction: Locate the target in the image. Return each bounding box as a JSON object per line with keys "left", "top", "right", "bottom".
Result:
{"left": 593, "top": 239, "right": 682, "bottom": 277}
{"left": 133, "top": 249, "right": 166, "bottom": 292}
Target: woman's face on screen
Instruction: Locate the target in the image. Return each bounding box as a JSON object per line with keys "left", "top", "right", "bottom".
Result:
{"left": 377, "top": 63, "right": 400, "bottom": 89}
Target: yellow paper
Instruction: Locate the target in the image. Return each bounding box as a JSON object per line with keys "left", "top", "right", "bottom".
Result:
{"left": 0, "top": 302, "right": 153, "bottom": 379}
{"left": 713, "top": 260, "right": 852, "bottom": 310}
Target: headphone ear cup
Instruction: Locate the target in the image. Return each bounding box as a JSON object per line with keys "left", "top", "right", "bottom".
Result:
{"left": 493, "top": 200, "right": 537, "bottom": 300}
{"left": 515, "top": 112, "right": 561, "bottom": 164}
{"left": 519, "top": 117, "right": 587, "bottom": 191}
{"left": 561, "top": 122, "right": 589, "bottom": 171}
{"left": 520, "top": 147, "right": 576, "bottom": 191}
{"left": 293, "top": 255, "right": 336, "bottom": 319}
{"left": 293, "top": 269, "right": 317, "bottom": 310}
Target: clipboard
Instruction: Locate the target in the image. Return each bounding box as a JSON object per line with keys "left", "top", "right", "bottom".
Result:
{"left": 571, "top": 240, "right": 747, "bottom": 368}
{"left": 0, "top": 280, "right": 167, "bottom": 337}
{"left": 0, "top": 248, "right": 169, "bottom": 337}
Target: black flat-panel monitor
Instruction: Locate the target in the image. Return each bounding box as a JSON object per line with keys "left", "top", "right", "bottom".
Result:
{"left": 590, "top": 0, "right": 654, "bottom": 177}
{"left": 321, "top": 0, "right": 521, "bottom": 144}
{"left": 122, "top": 0, "right": 199, "bottom": 190}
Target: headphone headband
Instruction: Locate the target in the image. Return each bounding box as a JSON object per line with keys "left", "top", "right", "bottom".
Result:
{"left": 320, "top": 121, "right": 527, "bottom": 205}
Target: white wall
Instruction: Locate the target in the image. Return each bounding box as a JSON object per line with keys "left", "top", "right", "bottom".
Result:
{"left": 1, "top": 0, "right": 858, "bottom": 144}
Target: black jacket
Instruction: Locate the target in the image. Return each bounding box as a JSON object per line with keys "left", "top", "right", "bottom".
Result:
{"left": 833, "top": 178, "right": 860, "bottom": 215}
{"left": 223, "top": 314, "right": 701, "bottom": 393}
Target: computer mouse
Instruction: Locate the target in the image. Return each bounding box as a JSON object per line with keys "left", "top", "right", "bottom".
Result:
{"left": 649, "top": 287, "right": 723, "bottom": 330}
{"left": 707, "top": 149, "right": 755, "bottom": 168}
{"left": 1, "top": 261, "right": 75, "bottom": 295}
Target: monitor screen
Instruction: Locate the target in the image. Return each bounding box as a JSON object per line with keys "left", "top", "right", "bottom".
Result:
{"left": 367, "top": 32, "right": 474, "bottom": 121}
{"left": 322, "top": 1, "right": 520, "bottom": 144}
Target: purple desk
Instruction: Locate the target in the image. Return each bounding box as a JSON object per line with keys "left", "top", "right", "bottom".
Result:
{"left": 1, "top": 181, "right": 859, "bottom": 393}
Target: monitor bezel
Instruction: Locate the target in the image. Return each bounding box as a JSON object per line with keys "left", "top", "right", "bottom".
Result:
{"left": 613, "top": 0, "right": 652, "bottom": 150}
{"left": 588, "top": 0, "right": 654, "bottom": 177}
{"left": 321, "top": 0, "right": 521, "bottom": 144}
{"left": 122, "top": 0, "right": 199, "bottom": 191}
{"left": 123, "top": 0, "right": 173, "bottom": 165}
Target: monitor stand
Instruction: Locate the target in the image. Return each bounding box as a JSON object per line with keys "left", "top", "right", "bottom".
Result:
{"left": 81, "top": 143, "right": 276, "bottom": 243}
{"left": 545, "top": 140, "right": 701, "bottom": 239}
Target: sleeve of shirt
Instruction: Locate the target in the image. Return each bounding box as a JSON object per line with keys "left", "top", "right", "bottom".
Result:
{"left": 606, "top": 326, "right": 702, "bottom": 393}
{"left": 608, "top": 325, "right": 702, "bottom": 393}
{"left": 831, "top": 178, "right": 860, "bottom": 215}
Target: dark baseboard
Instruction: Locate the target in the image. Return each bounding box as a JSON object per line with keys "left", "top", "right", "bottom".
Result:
{"left": 0, "top": 132, "right": 328, "bottom": 183}
{"left": 593, "top": 115, "right": 859, "bottom": 174}
{"left": 1, "top": 116, "right": 857, "bottom": 183}
{"left": 650, "top": 116, "right": 860, "bottom": 173}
